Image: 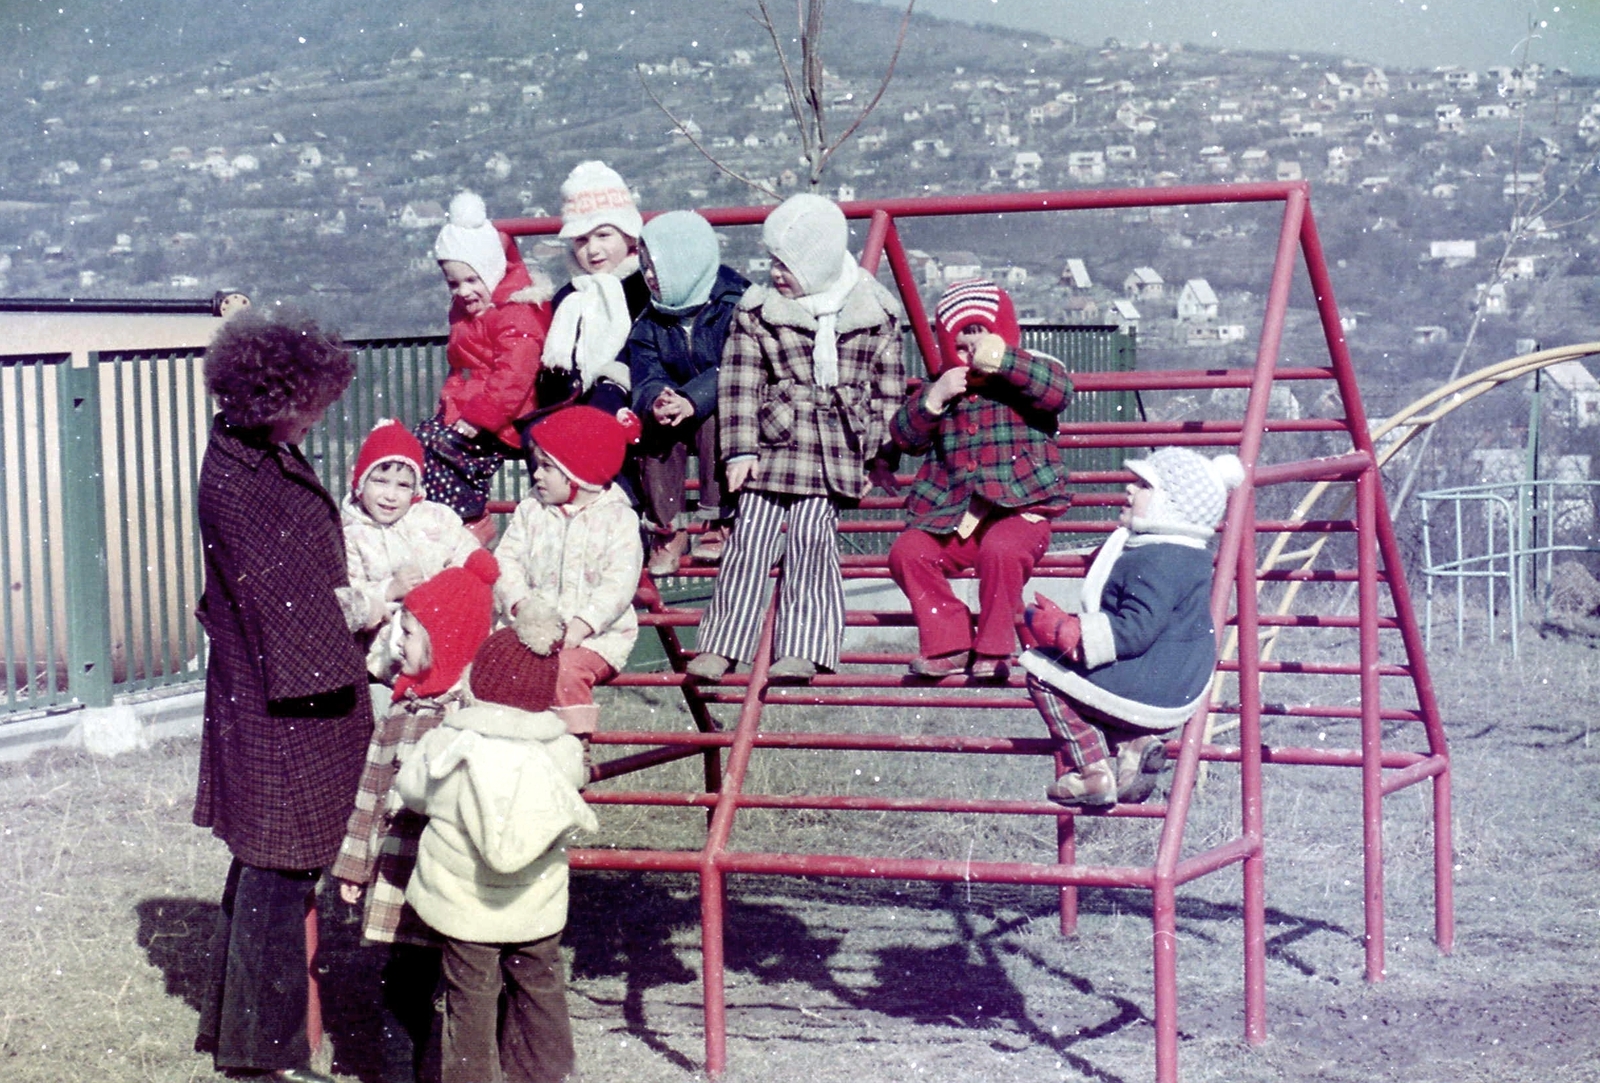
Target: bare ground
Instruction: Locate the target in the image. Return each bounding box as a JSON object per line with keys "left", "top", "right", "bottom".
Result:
{"left": 2, "top": 631, "right": 1598, "bottom": 1083}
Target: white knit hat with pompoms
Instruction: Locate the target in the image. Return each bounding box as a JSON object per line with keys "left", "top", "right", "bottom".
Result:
{"left": 1126, "top": 448, "right": 1246, "bottom": 538}
{"left": 434, "top": 191, "right": 507, "bottom": 292}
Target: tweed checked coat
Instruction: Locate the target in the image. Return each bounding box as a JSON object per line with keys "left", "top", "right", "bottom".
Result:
{"left": 193, "top": 418, "right": 373, "bottom": 871}
{"left": 718, "top": 273, "right": 906, "bottom": 501}
{"left": 891, "top": 346, "right": 1073, "bottom": 534}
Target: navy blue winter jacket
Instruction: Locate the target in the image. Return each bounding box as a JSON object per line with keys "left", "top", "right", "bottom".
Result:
{"left": 625, "top": 265, "right": 751, "bottom": 420}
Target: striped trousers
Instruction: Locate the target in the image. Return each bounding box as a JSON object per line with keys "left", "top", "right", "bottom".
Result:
{"left": 694, "top": 489, "right": 845, "bottom": 671}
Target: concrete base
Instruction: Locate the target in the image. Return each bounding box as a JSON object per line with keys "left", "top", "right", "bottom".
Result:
{"left": 0, "top": 686, "right": 204, "bottom": 763}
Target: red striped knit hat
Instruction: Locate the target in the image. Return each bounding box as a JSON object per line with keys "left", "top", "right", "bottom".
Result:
{"left": 933, "top": 278, "right": 1020, "bottom": 375}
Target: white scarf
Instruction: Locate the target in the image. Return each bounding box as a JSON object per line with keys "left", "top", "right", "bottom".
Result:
{"left": 542, "top": 257, "right": 638, "bottom": 391}
{"left": 792, "top": 255, "right": 862, "bottom": 390}
{"left": 1078, "top": 526, "right": 1205, "bottom": 613}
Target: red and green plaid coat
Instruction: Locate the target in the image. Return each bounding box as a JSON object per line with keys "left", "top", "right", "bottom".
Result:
{"left": 718, "top": 275, "right": 905, "bottom": 501}
{"left": 890, "top": 347, "right": 1074, "bottom": 534}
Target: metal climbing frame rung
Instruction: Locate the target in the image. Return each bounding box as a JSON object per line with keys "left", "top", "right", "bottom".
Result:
{"left": 499, "top": 182, "right": 1452, "bottom": 1083}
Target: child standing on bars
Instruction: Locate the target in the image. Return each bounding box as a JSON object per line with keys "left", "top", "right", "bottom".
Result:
{"left": 1019, "top": 447, "right": 1244, "bottom": 808}
{"left": 415, "top": 191, "right": 554, "bottom": 540}
{"left": 627, "top": 209, "right": 751, "bottom": 577}
{"left": 685, "top": 193, "right": 905, "bottom": 682}
{"left": 338, "top": 419, "right": 484, "bottom": 701}
{"left": 888, "top": 279, "right": 1073, "bottom": 683}
{"left": 332, "top": 550, "right": 501, "bottom": 1083}
{"left": 495, "top": 405, "right": 644, "bottom": 740}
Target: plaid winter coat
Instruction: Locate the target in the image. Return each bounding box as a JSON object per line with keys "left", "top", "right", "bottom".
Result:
{"left": 192, "top": 418, "right": 373, "bottom": 871}
{"left": 891, "top": 347, "right": 1074, "bottom": 534}
{"left": 718, "top": 274, "right": 906, "bottom": 501}
{"left": 331, "top": 688, "right": 460, "bottom": 945}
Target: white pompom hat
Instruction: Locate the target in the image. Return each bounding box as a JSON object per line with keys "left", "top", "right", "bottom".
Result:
{"left": 558, "top": 160, "right": 643, "bottom": 240}
{"left": 434, "top": 191, "right": 507, "bottom": 292}
{"left": 1126, "top": 447, "right": 1247, "bottom": 538}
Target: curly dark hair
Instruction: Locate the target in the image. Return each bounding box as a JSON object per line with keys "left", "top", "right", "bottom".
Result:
{"left": 203, "top": 308, "right": 353, "bottom": 429}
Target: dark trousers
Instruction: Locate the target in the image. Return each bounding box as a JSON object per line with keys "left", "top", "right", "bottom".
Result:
{"left": 637, "top": 410, "right": 732, "bottom": 530}
{"left": 196, "top": 858, "right": 320, "bottom": 1072}
{"left": 439, "top": 932, "right": 574, "bottom": 1083}
{"left": 379, "top": 943, "right": 442, "bottom": 1083}
{"left": 416, "top": 413, "right": 509, "bottom": 521}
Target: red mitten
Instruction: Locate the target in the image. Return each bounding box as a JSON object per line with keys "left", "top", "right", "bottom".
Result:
{"left": 1024, "top": 592, "right": 1082, "bottom": 656}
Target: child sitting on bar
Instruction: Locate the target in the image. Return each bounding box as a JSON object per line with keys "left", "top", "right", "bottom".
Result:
{"left": 1020, "top": 447, "right": 1244, "bottom": 808}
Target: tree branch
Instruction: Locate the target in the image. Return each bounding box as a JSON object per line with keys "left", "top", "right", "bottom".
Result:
{"left": 818, "top": 0, "right": 916, "bottom": 176}
{"left": 636, "top": 67, "right": 780, "bottom": 200}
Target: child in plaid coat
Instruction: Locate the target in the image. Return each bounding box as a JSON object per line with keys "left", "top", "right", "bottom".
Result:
{"left": 685, "top": 194, "right": 905, "bottom": 681}
{"left": 888, "top": 279, "right": 1073, "bottom": 682}
{"left": 332, "top": 549, "right": 499, "bottom": 1083}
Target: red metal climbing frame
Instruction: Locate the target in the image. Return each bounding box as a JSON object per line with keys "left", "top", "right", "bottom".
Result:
{"left": 499, "top": 181, "right": 1453, "bottom": 1083}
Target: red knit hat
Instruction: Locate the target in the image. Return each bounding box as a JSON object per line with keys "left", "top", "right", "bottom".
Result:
{"left": 352, "top": 419, "right": 426, "bottom": 501}
{"left": 393, "top": 548, "right": 499, "bottom": 699}
{"left": 467, "top": 627, "right": 562, "bottom": 713}
{"left": 932, "top": 278, "right": 1021, "bottom": 376}
{"left": 528, "top": 405, "right": 643, "bottom": 490}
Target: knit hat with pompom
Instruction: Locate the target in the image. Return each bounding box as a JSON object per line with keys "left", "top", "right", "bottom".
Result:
{"left": 1126, "top": 448, "right": 1246, "bottom": 539}
{"left": 393, "top": 548, "right": 499, "bottom": 699}
{"left": 467, "top": 627, "right": 562, "bottom": 714}
{"left": 434, "top": 191, "right": 508, "bottom": 292}
{"left": 528, "top": 405, "right": 644, "bottom": 491}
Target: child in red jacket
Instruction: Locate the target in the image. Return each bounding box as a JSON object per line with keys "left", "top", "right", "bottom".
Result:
{"left": 415, "top": 191, "right": 554, "bottom": 539}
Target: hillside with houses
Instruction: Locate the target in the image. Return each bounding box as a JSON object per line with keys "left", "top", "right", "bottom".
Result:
{"left": 2, "top": 0, "right": 1599, "bottom": 436}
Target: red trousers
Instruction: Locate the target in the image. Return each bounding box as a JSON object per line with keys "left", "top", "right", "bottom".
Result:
{"left": 888, "top": 514, "right": 1053, "bottom": 659}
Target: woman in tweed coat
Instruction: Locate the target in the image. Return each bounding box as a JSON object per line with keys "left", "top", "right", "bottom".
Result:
{"left": 889, "top": 279, "right": 1073, "bottom": 682}
{"left": 687, "top": 195, "right": 906, "bottom": 681}
{"left": 191, "top": 310, "right": 371, "bottom": 1083}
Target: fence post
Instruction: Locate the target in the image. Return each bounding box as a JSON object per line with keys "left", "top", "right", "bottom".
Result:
{"left": 58, "top": 358, "right": 114, "bottom": 707}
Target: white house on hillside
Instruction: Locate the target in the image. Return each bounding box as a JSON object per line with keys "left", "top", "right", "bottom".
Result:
{"left": 1176, "top": 278, "right": 1219, "bottom": 322}
{"left": 1124, "top": 266, "right": 1165, "bottom": 300}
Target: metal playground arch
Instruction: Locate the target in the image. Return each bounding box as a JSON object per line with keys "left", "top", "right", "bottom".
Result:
{"left": 499, "top": 182, "right": 1453, "bottom": 1083}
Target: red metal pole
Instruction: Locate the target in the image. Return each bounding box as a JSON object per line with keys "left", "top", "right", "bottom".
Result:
{"left": 1357, "top": 468, "right": 1387, "bottom": 981}
{"left": 698, "top": 593, "right": 782, "bottom": 1076}
{"left": 1236, "top": 486, "right": 1268, "bottom": 1045}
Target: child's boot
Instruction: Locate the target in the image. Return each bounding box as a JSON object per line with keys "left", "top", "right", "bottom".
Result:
{"left": 1114, "top": 735, "right": 1167, "bottom": 804}
{"left": 1045, "top": 760, "right": 1118, "bottom": 809}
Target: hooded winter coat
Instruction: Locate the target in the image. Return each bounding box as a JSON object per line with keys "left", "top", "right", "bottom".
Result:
{"left": 626, "top": 265, "right": 751, "bottom": 420}
{"left": 397, "top": 700, "right": 597, "bottom": 943}
{"left": 438, "top": 236, "right": 554, "bottom": 449}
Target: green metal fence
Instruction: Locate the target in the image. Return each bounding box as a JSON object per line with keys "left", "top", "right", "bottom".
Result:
{"left": 0, "top": 324, "right": 1128, "bottom": 717}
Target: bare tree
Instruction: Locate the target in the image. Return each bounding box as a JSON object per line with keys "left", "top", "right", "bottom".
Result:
{"left": 640, "top": 0, "right": 916, "bottom": 198}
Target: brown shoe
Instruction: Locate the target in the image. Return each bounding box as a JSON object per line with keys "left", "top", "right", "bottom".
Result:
{"left": 767, "top": 656, "right": 818, "bottom": 681}
{"left": 969, "top": 654, "right": 1012, "bottom": 681}
{"left": 689, "top": 524, "right": 730, "bottom": 563}
{"left": 647, "top": 530, "right": 690, "bottom": 577}
{"left": 1114, "top": 735, "right": 1167, "bottom": 804}
{"left": 685, "top": 652, "right": 731, "bottom": 681}
{"left": 1045, "top": 760, "right": 1118, "bottom": 809}
{"left": 909, "top": 651, "right": 968, "bottom": 678}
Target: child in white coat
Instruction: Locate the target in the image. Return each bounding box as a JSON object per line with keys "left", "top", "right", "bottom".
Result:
{"left": 397, "top": 623, "right": 597, "bottom": 1083}
{"left": 338, "top": 419, "right": 483, "bottom": 688}
{"left": 494, "top": 404, "right": 644, "bottom": 737}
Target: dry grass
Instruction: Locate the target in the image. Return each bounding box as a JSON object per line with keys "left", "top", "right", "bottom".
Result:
{"left": 1, "top": 628, "right": 1598, "bottom": 1082}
